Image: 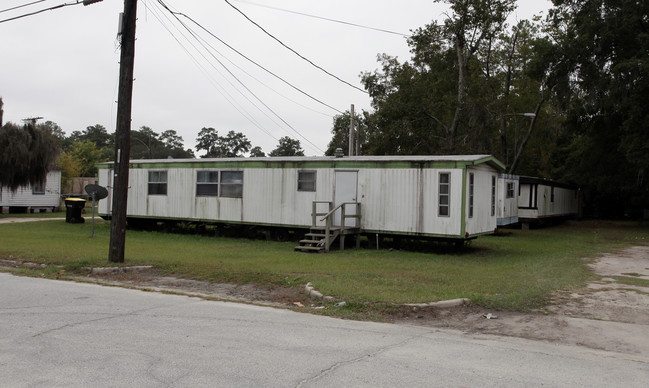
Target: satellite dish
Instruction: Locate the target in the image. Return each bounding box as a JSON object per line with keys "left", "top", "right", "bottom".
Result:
{"left": 85, "top": 184, "right": 109, "bottom": 200}
{"left": 85, "top": 184, "right": 109, "bottom": 238}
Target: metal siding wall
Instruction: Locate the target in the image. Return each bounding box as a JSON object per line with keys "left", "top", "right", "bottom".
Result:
{"left": 497, "top": 176, "right": 518, "bottom": 222}
{"left": 243, "top": 169, "right": 292, "bottom": 225}
{"left": 543, "top": 185, "right": 578, "bottom": 217}
{"left": 126, "top": 169, "right": 147, "bottom": 216}
{"left": 1, "top": 171, "right": 60, "bottom": 207}
{"left": 240, "top": 168, "right": 324, "bottom": 226}
{"left": 422, "top": 169, "right": 463, "bottom": 235}
{"left": 464, "top": 166, "right": 497, "bottom": 235}
{"left": 166, "top": 168, "right": 194, "bottom": 219}
{"left": 360, "top": 169, "right": 420, "bottom": 234}
{"left": 537, "top": 185, "right": 550, "bottom": 216}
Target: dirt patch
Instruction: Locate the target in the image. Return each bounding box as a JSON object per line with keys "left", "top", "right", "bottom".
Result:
{"left": 70, "top": 268, "right": 310, "bottom": 307}
{"left": 396, "top": 245, "right": 649, "bottom": 360}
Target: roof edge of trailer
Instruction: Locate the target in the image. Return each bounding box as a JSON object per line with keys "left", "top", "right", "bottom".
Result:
{"left": 96, "top": 154, "right": 506, "bottom": 170}
{"left": 519, "top": 176, "right": 579, "bottom": 190}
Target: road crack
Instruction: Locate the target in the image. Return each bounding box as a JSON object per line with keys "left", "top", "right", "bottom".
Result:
{"left": 294, "top": 333, "right": 424, "bottom": 387}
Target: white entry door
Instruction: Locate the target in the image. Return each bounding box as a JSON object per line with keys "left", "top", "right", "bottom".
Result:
{"left": 334, "top": 171, "right": 358, "bottom": 227}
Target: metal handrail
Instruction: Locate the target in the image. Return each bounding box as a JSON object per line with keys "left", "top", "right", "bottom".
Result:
{"left": 319, "top": 202, "right": 359, "bottom": 223}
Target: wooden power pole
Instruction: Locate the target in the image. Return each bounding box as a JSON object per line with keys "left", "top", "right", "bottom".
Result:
{"left": 109, "top": 0, "right": 138, "bottom": 263}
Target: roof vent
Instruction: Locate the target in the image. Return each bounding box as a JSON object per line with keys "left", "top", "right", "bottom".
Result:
{"left": 334, "top": 148, "right": 344, "bottom": 158}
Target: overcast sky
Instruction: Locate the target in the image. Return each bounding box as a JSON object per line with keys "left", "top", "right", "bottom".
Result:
{"left": 1, "top": 0, "right": 551, "bottom": 156}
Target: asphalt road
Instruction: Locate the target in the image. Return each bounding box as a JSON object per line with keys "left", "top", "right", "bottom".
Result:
{"left": 1, "top": 273, "right": 647, "bottom": 387}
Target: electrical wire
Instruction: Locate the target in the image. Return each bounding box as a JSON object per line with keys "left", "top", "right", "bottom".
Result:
{"left": 158, "top": 2, "right": 343, "bottom": 115}
{"left": 0, "top": 0, "right": 50, "bottom": 14}
{"left": 232, "top": 0, "right": 410, "bottom": 37}
{"left": 223, "top": 0, "right": 368, "bottom": 95}
{"left": 154, "top": 1, "right": 325, "bottom": 154}
{"left": 0, "top": 0, "right": 82, "bottom": 24}
{"left": 144, "top": 1, "right": 279, "bottom": 143}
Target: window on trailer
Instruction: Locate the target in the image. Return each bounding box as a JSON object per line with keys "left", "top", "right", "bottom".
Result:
{"left": 196, "top": 171, "right": 218, "bottom": 196}
{"left": 551, "top": 186, "right": 555, "bottom": 202}
{"left": 491, "top": 176, "right": 496, "bottom": 216}
{"left": 148, "top": 171, "right": 167, "bottom": 195}
{"left": 297, "top": 171, "right": 316, "bottom": 191}
{"left": 220, "top": 171, "right": 243, "bottom": 198}
{"left": 439, "top": 173, "right": 450, "bottom": 217}
{"left": 468, "top": 173, "right": 474, "bottom": 218}
{"left": 506, "top": 182, "right": 515, "bottom": 198}
{"left": 32, "top": 178, "right": 45, "bottom": 195}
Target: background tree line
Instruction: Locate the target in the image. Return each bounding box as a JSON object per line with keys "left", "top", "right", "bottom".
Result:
{"left": 2, "top": 0, "right": 646, "bottom": 218}
{"left": 0, "top": 116, "right": 306, "bottom": 192}
{"left": 326, "top": 0, "right": 648, "bottom": 218}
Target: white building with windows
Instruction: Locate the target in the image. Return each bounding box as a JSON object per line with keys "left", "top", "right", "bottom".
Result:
{"left": 97, "top": 155, "right": 505, "bottom": 243}
{"left": 517, "top": 176, "right": 580, "bottom": 224}
{"left": 0, "top": 170, "right": 61, "bottom": 214}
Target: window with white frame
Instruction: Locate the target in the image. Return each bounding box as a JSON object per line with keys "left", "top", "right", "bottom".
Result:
{"left": 297, "top": 171, "right": 316, "bottom": 192}
{"left": 551, "top": 186, "right": 555, "bottom": 202}
{"left": 468, "top": 173, "right": 474, "bottom": 218}
{"left": 506, "top": 182, "right": 515, "bottom": 198}
{"left": 491, "top": 176, "right": 496, "bottom": 216}
{"left": 148, "top": 171, "right": 167, "bottom": 195}
{"left": 439, "top": 173, "right": 450, "bottom": 217}
{"left": 32, "top": 178, "right": 46, "bottom": 195}
{"left": 220, "top": 171, "right": 243, "bottom": 198}
{"left": 196, "top": 171, "right": 219, "bottom": 196}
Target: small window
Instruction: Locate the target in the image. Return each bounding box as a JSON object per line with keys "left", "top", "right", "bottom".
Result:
{"left": 506, "top": 182, "right": 515, "bottom": 199}
{"left": 32, "top": 178, "right": 46, "bottom": 195}
{"left": 491, "top": 176, "right": 496, "bottom": 216}
{"left": 551, "top": 186, "right": 555, "bottom": 202}
{"left": 468, "top": 173, "right": 474, "bottom": 218}
{"left": 220, "top": 171, "right": 243, "bottom": 198}
{"left": 196, "top": 171, "right": 219, "bottom": 196}
{"left": 297, "top": 171, "right": 316, "bottom": 192}
{"left": 439, "top": 173, "right": 450, "bottom": 217}
{"left": 148, "top": 171, "right": 167, "bottom": 195}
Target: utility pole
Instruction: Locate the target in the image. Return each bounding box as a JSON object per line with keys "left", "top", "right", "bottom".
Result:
{"left": 109, "top": 0, "right": 138, "bottom": 263}
{"left": 348, "top": 104, "right": 354, "bottom": 156}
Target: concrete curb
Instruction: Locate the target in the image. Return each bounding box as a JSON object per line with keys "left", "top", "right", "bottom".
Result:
{"left": 85, "top": 265, "right": 153, "bottom": 274}
{"left": 404, "top": 298, "right": 471, "bottom": 309}
{"left": 304, "top": 282, "right": 470, "bottom": 309}
{"left": 304, "top": 282, "right": 335, "bottom": 301}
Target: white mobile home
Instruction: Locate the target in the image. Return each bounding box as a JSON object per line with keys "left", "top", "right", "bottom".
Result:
{"left": 97, "top": 155, "right": 505, "bottom": 250}
{"left": 518, "top": 176, "right": 580, "bottom": 225}
{"left": 0, "top": 170, "right": 61, "bottom": 214}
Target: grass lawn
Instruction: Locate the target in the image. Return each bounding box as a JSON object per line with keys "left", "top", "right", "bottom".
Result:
{"left": 1, "top": 219, "right": 648, "bottom": 311}
{"left": 0, "top": 211, "right": 67, "bottom": 218}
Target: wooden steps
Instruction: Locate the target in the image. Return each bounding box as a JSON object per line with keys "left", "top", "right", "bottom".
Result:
{"left": 294, "top": 228, "right": 339, "bottom": 253}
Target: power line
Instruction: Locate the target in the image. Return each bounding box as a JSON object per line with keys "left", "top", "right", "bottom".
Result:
{"left": 145, "top": 1, "right": 280, "bottom": 143}
{"left": 232, "top": 0, "right": 410, "bottom": 37}
{"left": 154, "top": 1, "right": 325, "bottom": 154}
{"left": 223, "top": 0, "right": 368, "bottom": 95}
{"left": 158, "top": 2, "right": 344, "bottom": 115}
{"left": 0, "top": 0, "right": 82, "bottom": 24}
{"left": 0, "top": 0, "right": 50, "bottom": 14}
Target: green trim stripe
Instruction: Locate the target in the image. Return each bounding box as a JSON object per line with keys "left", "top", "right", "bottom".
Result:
{"left": 97, "top": 155, "right": 505, "bottom": 171}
